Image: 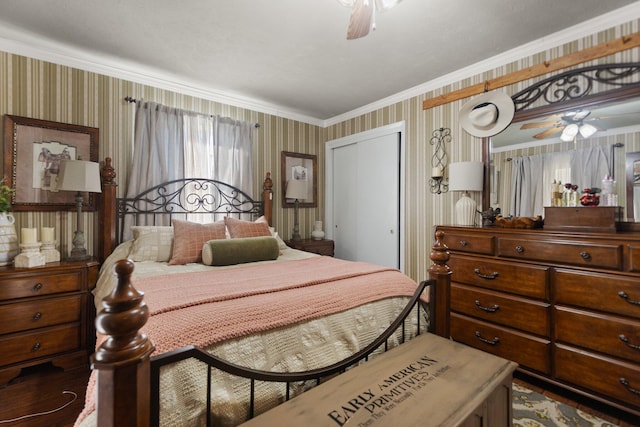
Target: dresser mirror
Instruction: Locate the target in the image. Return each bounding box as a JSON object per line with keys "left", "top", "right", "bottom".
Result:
{"left": 485, "top": 63, "right": 640, "bottom": 222}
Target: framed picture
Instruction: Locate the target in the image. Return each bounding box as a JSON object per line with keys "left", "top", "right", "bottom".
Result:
{"left": 3, "top": 115, "right": 99, "bottom": 211}
{"left": 281, "top": 151, "right": 317, "bottom": 208}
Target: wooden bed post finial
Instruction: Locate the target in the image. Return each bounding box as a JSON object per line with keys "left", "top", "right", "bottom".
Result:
{"left": 263, "top": 172, "right": 273, "bottom": 226}
{"left": 428, "top": 230, "right": 451, "bottom": 338}
{"left": 97, "top": 157, "right": 118, "bottom": 263}
{"left": 92, "top": 259, "right": 155, "bottom": 427}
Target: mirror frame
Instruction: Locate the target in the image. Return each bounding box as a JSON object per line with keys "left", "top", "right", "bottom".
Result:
{"left": 482, "top": 63, "right": 640, "bottom": 217}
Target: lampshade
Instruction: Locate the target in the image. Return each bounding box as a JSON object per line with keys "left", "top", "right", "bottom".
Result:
{"left": 560, "top": 124, "right": 579, "bottom": 142}
{"left": 448, "top": 161, "right": 484, "bottom": 192}
{"left": 285, "top": 179, "right": 307, "bottom": 200}
{"left": 57, "top": 160, "right": 102, "bottom": 193}
{"left": 578, "top": 123, "right": 598, "bottom": 138}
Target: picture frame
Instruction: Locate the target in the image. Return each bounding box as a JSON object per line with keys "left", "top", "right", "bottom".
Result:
{"left": 3, "top": 115, "right": 99, "bottom": 212}
{"left": 281, "top": 151, "right": 317, "bottom": 208}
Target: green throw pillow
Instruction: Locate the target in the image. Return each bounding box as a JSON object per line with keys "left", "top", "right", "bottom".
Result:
{"left": 202, "top": 236, "right": 279, "bottom": 266}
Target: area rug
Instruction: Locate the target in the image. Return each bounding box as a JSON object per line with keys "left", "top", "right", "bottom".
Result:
{"left": 512, "top": 383, "right": 620, "bottom": 427}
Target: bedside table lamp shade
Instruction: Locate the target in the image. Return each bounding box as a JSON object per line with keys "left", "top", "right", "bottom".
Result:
{"left": 449, "top": 161, "right": 483, "bottom": 226}
{"left": 57, "top": 160, "right": 102, "bottom": 260}
{"left": 285, "top": 179, "right": 307, "bottom": 241}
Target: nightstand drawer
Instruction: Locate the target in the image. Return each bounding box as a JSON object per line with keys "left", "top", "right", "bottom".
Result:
{"left": 0, "top": 324, "right": 80, "bottom": 366}
{"left": 451, "top": 313, "right": 551, "bottom": 375}
{"left": 448, "top": 255, "right": 549, "bottom": 299}
{"left": 451, "top": 283, "right": 550, "bottom": 336}
{"left": 498, "top": 238, "right": 623, "bottom": 270}
{"left": 0, "top": 271, "right": 83, "bottom": 300}
{"left": 0, "top": 295, "right": 82, "bottom": 335}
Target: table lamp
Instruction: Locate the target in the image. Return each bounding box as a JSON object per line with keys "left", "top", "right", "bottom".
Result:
{"left": 448, "top": 161, "right": 483, "bottom": 226}
{"left": 285, "top": 179, "right": 307, "bottom": 241}
{"left": 57, "top": 159, "right": 102, "bottom": 260}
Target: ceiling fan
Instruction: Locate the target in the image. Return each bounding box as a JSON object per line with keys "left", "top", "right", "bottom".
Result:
{"left": 520, "top": 110, "right": 598, "bottom": 141}
{"left": 338, "top": 0, "right": 402, "bottom": 40}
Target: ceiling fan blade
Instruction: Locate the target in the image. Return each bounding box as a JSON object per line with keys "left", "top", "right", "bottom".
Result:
{"left": 534, "top": 127, "right": 563, "bottom": 139}
{"left": 347, "top": 0, "right": 373, "bottom": 40}
{"left": 520, "top": 121, "right": 561, "bottom": 130}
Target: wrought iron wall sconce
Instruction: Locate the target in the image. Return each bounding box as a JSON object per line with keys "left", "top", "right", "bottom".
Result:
{"left": 429, "top": 127, "right": 450, "bottom": 194}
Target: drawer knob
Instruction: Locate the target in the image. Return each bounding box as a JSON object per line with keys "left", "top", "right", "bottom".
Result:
{"left": 31, "top": 342, "right": 41, "bottom": 352}
{"left": 32, "top": 312, "right": 42, "bottom": 321}
{"left": 474, "top": 331, "right": 500, "bottom": 346}
{"left": 474, "top": 268, "right": 499, "bottom": 280}
{"left": 618, "top": 291, "right": 640, "bottom": 306}
{"left": 459, "top": 240, "right": 468, "bottom": 247}
{"left": 619, "top": 378, "right": 640, "bottom": 396}
{"left": 475, "top": 300, "right": 500, "bottom": 313}
{"left": 32, "top": 283, "right": 43, "bottom": 292}
{"left": 515, "top": 245, "right": 524, "bottom": 253}
{"left": 580, "top": 251, "right": 591, "bottom": 260}
{"left": 619, "top": 334, "right": 640, "bottom": 351}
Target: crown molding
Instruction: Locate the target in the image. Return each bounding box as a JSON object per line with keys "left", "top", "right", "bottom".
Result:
{"left": 0, "top": 3, "right": 638, "bottom": 129}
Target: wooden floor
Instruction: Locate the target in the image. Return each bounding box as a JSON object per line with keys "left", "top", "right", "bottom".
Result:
{"left": 0, "top": 363, "right": 91, "bottom": 427}
{"left": 0, "top": 365, "right": 637, "bottom": 426}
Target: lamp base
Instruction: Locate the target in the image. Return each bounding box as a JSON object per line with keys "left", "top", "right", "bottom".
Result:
{"left": 67, "top": 229, "right": 90, "bottom": 261}
{"left": 455, "top": 192, "right": 478, "bottom": 226}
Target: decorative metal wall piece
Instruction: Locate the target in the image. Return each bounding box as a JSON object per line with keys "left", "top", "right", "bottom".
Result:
{"left": 511, "top": 63, "right": 640, "bottom": 112}
{"left": 429, "top": 127, "right": 450, "bottom": 194}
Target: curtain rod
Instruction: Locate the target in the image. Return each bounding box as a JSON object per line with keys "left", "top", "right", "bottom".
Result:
{"left": 124, "top": 96, "right": 260, "bottom": 128}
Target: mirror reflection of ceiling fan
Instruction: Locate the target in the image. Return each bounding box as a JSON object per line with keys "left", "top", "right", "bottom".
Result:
{"left": 338, "top": 0, "right": 402, "bottom": 40}
{"left": 520, "top": 110, "right": 599, "bottom": 141}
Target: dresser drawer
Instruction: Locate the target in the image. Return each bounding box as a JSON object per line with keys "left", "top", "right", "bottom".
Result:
{"left": 450, "top": 313, "right": 551, "bottom": 375}
{"left": 0, "top": 324, "right": 80, "bottom": 366}
{"left": 555, "top": 344, "right": 640, "bottom": 409}
{"left": 441, "top": 232, "right": 494, "bottom": 255}
{"left": 630, "top": 244, "right": 640, "bottom": 272}
{"left": 451, "top": 284, "right": 550, "bottom": 336}
{"left": 0, "top": 271, "right": 82, "bottom": 300}
{"left": 497, "top": 238, "right": 623, "bottom": 270}
{"left": 555, "top": 306, "right": 640, "bottom": 363}
{"left": 0, "top": 295, "right": 82, "bottom": 335}
{"left": 448, "top": 255, "right": 549, "bottom": 299}
{"left": 555, "top": 269, "right": 640, "bottom": 318}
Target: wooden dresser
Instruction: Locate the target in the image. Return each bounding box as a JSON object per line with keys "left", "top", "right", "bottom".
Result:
{"left": 0, "top": 259, "right": 99, "bottom": 384}
{"left": 436, "top": 225, "right": 640, "bottom": 416}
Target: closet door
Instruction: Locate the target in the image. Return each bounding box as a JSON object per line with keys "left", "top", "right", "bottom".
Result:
{"left": 328, "top": 131, "right": 400, "bottom": 269}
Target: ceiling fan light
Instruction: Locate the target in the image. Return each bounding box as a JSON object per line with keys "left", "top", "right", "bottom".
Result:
{"left": 560, "top": 124, "right": 579, "bottom": 142}
{"left": 579, "top": 123, "right": 597, "bottom": 138}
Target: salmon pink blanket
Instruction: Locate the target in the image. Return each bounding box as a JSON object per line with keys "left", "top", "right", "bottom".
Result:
{"left": 137, "top": 256, "right": 419, "bottom": 353}
{"left": 76, "top": 257, "right": 420, "bottom": 425}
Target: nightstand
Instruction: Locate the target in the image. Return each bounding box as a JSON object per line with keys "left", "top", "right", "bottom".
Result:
{"left": 285, "top": 239, "right": 334, "bottom": 257}
{"left": 0, "top": 258, "right": 99, "bottom": 384}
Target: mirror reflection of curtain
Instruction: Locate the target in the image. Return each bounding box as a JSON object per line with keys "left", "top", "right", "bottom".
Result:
{"left": 510, "top": 147, "right": 609, "bottom": 217}
{"left": 125, "top": 101, "right": 254, "bottom": 238}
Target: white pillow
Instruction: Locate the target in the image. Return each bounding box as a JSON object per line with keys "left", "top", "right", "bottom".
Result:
{"left": 128, "top": 226, "right": 174, "bottom": 262}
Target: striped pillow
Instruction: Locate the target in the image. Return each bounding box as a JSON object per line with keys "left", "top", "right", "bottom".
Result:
{"left": 169, "top": 219, "right": 226, "bottom": 265}
{"left": 224, "top": 216, "right": 271, "bottom": 238}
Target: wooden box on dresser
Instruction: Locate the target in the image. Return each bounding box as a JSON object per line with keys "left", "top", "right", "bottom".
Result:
{"left": 0, "top": 259, "right": 99, "bottom": 385}
{"left": 436, "top": 225, "right": 640, "bottom": 417}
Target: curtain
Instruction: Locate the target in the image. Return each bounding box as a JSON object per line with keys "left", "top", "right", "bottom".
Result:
{"left": 125, "top": 101, "right": 254, "bottom": 237}
{"left": 509, "top": 146, "right": 610, "bottom": 218}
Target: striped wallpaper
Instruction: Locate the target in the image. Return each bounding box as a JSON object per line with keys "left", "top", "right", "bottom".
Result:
{"left": 0, "top": 20, "right": 638, "bottom": 284}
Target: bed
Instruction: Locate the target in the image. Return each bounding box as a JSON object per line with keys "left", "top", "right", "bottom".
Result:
{"left": 76, "top": 158, "right": 452, "bottom": 427}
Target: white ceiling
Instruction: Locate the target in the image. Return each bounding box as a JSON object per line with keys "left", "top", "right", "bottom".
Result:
{"left": 0, "top": 0, "right": 639, "bottom": 126}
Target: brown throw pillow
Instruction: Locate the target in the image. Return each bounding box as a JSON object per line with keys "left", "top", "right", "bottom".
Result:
{"left": 169, "top": 219, "right": 226, "bottom": 265}
{"left": 224, "top": 217, "right": 271, "bottom": 238}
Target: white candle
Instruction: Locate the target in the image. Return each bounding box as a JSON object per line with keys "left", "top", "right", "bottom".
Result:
{"left": 21, "top": 228, "right": 37, "bottom": 244}
{"left": 432, "top": 166, "right": 443, "bottom": 178}
{"left": 41, "top": 227, "right": 55, "bottom": 242}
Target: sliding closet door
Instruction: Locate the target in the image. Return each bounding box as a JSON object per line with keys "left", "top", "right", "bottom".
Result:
{"left": 327, "top": 123, "right": 403, "bottom": 270}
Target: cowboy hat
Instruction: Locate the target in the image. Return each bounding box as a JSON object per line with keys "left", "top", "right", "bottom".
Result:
{"left": 459, "top": 91, "right": 515, "bottom": 137}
